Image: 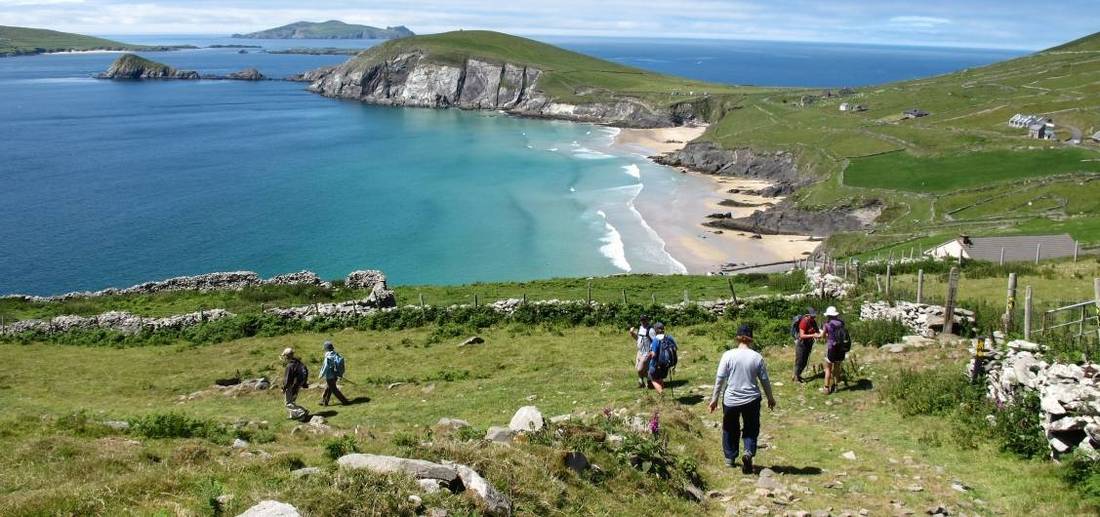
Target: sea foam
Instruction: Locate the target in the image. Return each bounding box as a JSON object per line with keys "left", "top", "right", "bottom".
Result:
{"left": 595, "top": 210, "right": 632, "bottom": 272}
{"left": 622, "top": 164, "right": 641, "bottom": 179}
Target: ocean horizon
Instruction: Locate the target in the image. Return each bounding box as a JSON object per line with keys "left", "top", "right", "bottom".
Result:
{"left": 0, "top": 35, "right": 1023, "bottom": 295}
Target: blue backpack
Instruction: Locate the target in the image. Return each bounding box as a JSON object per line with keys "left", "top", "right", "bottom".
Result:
{"left": 331, "top": 352, "right": 346, "bottom": 378}
{"left": 655, "top": 336, "right": 679, "bottom": 370}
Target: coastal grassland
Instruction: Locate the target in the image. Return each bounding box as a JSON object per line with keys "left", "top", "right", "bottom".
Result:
{"left": 0, "top": 273, "right": 785, "bottom": 323}
{"left": 0, "top": 25, "right": 185, "bottom": 56}
{"left": 349, "top": 30, "right": 764, "bottom": 106}
{"left": 695, "top": 31, "right": 1100, "bottom": 254}
{"left": 0, "top": 323, "right": 1095, "bottom": 515}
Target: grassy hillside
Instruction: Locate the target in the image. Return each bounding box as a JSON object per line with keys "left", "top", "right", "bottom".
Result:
{"left": 347, "top": 30, "right": 760, "bottom": 107}
{"left": 2, "top": 321, "right": 1096, "bottom": 514}
{"left": 232, "top": 20, "right": 413, "bottom": 40}
{"left": 687, "top": 31, "right": 1100, "bottom": 255}
{"left": 0, "top": 25, "right": 187, "bottom": 56}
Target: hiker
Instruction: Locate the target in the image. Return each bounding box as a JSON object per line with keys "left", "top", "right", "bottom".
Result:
{"left": 821, "top": 306, "right": 850, "bottom": 395}
{"left": 629, "top": 315, "right": 657, "bottom": 389}
{"left": 281, "top": 347, "right": 310, "bottom": 420}
{"left": 709, "top": 325, "right": 777, "bottom": 474}
{"left": 648, "top": 322, "right": 678, "bottom": 394}
{"left": 792, "top": 307, "right": 822, "bottom": 383}
{"left": 318, "top": 340, "right": 351, "bottom": 406}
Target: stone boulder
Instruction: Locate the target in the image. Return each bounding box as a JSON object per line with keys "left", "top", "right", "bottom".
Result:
{"left": 485, "top": 426, "right": 515, "bottom": 444}
{"left": 337, "top": 454, "right": 459, "bottom": 485}
{"left": 344, "top": 270, "right": 396, "bottom": 308}
{"left": 451, "top": 462, "right": 512, "bottom": 516}
{"left": 236, "top": 500, "right": 301, "bottom": 517}
{"left": 226, "top": 68, "right": 265, "bottom": 80}
{"left": 508, "top": 406, "right": 544, "bottom": 432}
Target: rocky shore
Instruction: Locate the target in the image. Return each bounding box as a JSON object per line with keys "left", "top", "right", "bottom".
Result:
{"left": 654, "top": 141, "right": 875, "bottom": 236}
{"left": 302, "top": 52, "right": 703, "bottom": 128}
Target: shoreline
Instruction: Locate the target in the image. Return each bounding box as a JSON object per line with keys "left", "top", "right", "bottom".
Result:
{"left": 612, "top": 126, "right": 819, "bottom": 275}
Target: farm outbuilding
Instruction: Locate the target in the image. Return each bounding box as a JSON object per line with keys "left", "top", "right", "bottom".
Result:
{"left": 925, "top": 234, "right": 1078, "bottom": 262}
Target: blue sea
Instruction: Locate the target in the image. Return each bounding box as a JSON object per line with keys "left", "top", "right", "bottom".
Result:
{"left": 0, "top": 35, "right": 1024, "bottom": 295}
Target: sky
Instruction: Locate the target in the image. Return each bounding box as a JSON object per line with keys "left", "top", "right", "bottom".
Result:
{"left": 1, "top": 0, "right": 1096, "bottom": 50}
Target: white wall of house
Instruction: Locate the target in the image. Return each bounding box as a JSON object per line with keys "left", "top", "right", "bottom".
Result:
{"left": 926, "top": 240, "right": 968, "bottom": 260}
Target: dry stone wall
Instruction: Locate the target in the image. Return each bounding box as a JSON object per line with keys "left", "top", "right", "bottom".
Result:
{"left": 970, "top": 339, "right": 1100, "bottom": 458}
{"left": 3, "top": 270, "right": 329, "bottom": 302}
{"left": 860, "top": 300, "right": 975, "bottom": 338}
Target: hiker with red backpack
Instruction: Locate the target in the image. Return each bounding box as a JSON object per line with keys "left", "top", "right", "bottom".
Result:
{"left": 792, "top": 307, "right": 822, "bottom": 383}
{"left": 821, "top": 306, "right": 851, "bottom": 395}
{"left": 281, "top": 347, "right": 310, "bottom": 421}
{"left": 319, "top": 340, "right": 351, "bottom": 406}
{"left": 647, "top": 322, "right": 678, "bottom": 394}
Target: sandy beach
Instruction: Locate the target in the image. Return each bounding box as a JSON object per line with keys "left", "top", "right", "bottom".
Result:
{"left": 614, "top": 127, "right": 819, "bottom": 275}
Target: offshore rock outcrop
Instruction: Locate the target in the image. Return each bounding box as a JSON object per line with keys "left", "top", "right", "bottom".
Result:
{"left": 98, "top": 53, "right": 200, "bottom": 79}
{"left": 304, "top": 52, "right": 697, "bottom": 128}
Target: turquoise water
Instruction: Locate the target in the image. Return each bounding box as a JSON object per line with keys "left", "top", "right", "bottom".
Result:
{"left": 0, "top": 37, "right": 1020, "bottom": 295}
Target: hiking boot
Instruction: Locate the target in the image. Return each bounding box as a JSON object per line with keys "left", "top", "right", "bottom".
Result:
{"left": 741, "top": 454, "right": 753, "bottom": 474}
{"left": 724, "top": 458, "right": 734, "bottom": 468}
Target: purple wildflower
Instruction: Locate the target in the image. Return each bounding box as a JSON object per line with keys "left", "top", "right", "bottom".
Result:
{"left": 649, "top": 411, "right": 660, "bottom": 436}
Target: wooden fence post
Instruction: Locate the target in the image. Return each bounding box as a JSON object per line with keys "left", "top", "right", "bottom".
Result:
{"left": 854, "top": 261, "right": 861, "bottom": 285}
{"left": 916, "top": 269, "right": 924, "bottom": 304}
{"left": 587, "top": 281, "right": 592, "bottom": 306}
{"left": 651, "top": 293, "right": 656, "bottom": 305}
{"left": 727, "top": 278, "right": 738, "bottom": 303}
{"left": 875, "top": 274, "right": 883, "bottom": 293}
{"left": 1094, "top": 279, "right": 1100, "bottom": 344}
{"left": 943, "top": 266, "right": 959, "bottom": 335}
{"left": 418, "top": 293, "right": 424, "bottom": 307}
{"left": 522, "top": 292, "right": 527, "bottom": 304}
{"left": 885, "top": 263, "right": 892, "bottom": 298}
{"left": 474, "top": 294, "right": 479, "bottom": 307}
{"left": 1035, "top": 243, "right": 1041, "bottom": 265}
{"left": 1004, "top": 273, "right": 1017, "bottom": 335}
{"left": 1024, "top": 286, "right": 1033, "bottom": 340}
{"left": 683, "top": 290, "right": 689, "bottom": 304}
{"left": 999, "top": 247, "right": 1005, "bottom": 266}
{"left": 622, "top": 289, "right": 627, "bottom": 304}
{"left": 1075, "top": 241, "right": 1080, "bottom": 263}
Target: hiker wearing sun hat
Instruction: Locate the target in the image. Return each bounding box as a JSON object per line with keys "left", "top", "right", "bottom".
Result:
{"left": 708, "top": 324, "right": 777, "bottom": 474}
{"left": 821, "top": 306, "right": 851, "bottom": 395}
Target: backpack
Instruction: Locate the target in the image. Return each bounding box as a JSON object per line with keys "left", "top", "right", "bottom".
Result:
{"left": 831, "top": 321, "right": 852, "bottom": 353}
{"left": 790, "top": 315, "right": 803, "bottom": 340}
{"left": 289, "top": 360, "right": 309, "bottom": 388}
{"left": 656, "top": 336, "right": 679, "bottom": 370}
{"left": 331, "top": 352, "right": 346, "bottom": 378}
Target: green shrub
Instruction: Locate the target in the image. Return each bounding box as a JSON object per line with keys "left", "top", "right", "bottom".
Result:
{"left": 848, "top": 318, "right": 908, "bottom": 346}
{"left": 991, "top": 391, "right": 1047, "bottom": 459}
{"left": 767, "top": 270, "right": 806, "bottom": 293}
{"left": 128, "top": 412, "right": 231, "bottom": 444}
{"left": 880, "top": 369, "right": 983, "bottom": 416}
{"left": 323, "top": 435, "right": 359, "bottom": 460}
{"left": 1059, "top": 452, "right": 1100, "bottom": 502}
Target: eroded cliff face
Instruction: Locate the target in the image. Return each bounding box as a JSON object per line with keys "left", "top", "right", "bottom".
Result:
{"left": 305, "top": 52, "right": 693, "bottom": 127}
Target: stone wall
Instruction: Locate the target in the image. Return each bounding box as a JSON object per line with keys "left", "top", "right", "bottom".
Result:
{"left": 970, "top": 339, "right": 1100, "bottom": 458}
{"left": 860, "top": 300, "right": 975, "bottom": 338}
{"left": 805, "top": 267, "right": 854, "bottom": 298}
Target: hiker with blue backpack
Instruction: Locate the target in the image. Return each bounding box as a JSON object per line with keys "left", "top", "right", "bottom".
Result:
{"left": 647, "top": 322, "right": 678, "bottom": 394}
{"left": 709, "top": 325, "right": 776, "bottom": 474}
{"left": 318, "top": 340, "right": 351, "bottom": 406}
{"left": 821, "top": 306, "right": 852, "bottom": 395}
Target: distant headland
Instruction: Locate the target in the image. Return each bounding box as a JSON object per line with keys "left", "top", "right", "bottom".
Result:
{"left": 231, "top": 20, "right": 414, "bottom": 40}
{"left": 0, "top": 25, "right": 194, "bottom": 57}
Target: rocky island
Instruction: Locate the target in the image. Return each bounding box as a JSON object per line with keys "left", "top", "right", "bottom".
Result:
{"left": 97, "top": 54, "right": 266, "bottom": 81}
{"left": 232, "top": 20, "right": 413, "bottom": 40}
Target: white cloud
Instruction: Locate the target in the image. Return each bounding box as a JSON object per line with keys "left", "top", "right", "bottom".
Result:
{"left": 0, "top": 0, "right": 83, "bottom": 5}
{"left": 888, "top": 15, "right": 952, "bottom": 28}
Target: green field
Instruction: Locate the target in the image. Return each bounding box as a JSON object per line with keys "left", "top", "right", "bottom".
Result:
{"left": 0, "top": 25, "right": 186, "bottom": 56}
{"left": 844, "top": 148, "right": 1100, "bottom": 192}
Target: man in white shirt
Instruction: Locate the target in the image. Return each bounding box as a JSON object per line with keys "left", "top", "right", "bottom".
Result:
{"left": 629, "top": 315, "right": 657, "bottom": 389}
{"left": 709, "top": 325, "right": 777, "bottom": 474}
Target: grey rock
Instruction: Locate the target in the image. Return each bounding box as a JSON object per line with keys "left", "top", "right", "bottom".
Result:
{"left": 485, "top": 426, "right": 515, "bottom": 444}
{"left": 418, "top": 478, "right": 445, "bottom": 493}
{"left": 563, "top": 451, "right": 589, "bottom": 473}
{"left": 226, "top": 68, "right": 265, "bottom": 80}
{"left": 291, "top": 467, "right": 321, "bottom": 478}
{"left": 508, "top": 406, "right": 544, "bottom": 432}
{"left": 459, "top": 336, "right": 484, "bottom": 347}
{"left": 336, "top": 454, "right": 459, "bottom": 484}
{"left": 236, "top": 500, "right": 301, "bottom": 517}
{"left": 408, "top": 494, "right": 423, "bottom": 508}
{"left": 231, "top": 438, "right": 249, "bottom": 449}
{"left": 102, "top": 420, "right": 130, "bottom": 431}
{"left": 840, "top": 451, "right": 857, "bottom": 461}
{"left": 452, "top": 462, "right": 512, "bottom": 516}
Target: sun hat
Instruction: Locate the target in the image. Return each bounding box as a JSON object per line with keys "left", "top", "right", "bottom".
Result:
{"left": 806, "top": 307, "right": 817, "bottom": 316}
{"left": 824, "top": 306, "right": 840, "bottom": 317}
{"left": 737, "top": 324, "right": 754, "bottom": 339}
{"left": 281, "top": 347, "right": 294, "bottom": 358}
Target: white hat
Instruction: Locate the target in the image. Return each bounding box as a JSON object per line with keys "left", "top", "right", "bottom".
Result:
{"left": 281, "top": 347, "right": 294, "bottom": 357}
{"left": 824, "top": 306, "right": 840, "bottom": 317}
